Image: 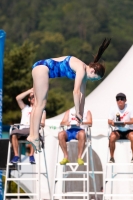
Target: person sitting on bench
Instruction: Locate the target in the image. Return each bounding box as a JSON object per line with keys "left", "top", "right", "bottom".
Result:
{"left": 10, "top": 88, "right": 46, "bottom": 164}
{"left": 58, "top": 108, "right": 92, "bottom": 165}
{"left": 108, "top": 92, "right": 133, "bottom": 163}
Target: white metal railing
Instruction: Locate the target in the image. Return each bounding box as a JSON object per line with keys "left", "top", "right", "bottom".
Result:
{"left": 4, "top": 124, "right": 51, "bottom": 200}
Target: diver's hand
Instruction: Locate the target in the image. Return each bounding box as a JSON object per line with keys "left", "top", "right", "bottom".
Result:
{"left": 75, "top": 114, "right": 83, "bottom": 124}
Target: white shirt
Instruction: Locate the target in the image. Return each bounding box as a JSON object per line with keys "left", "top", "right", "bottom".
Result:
{"left": 20, "top": 105, "right": 32, "bottom": 129}
{"left": 69, "top": 108, "right": 88, "bottom": 129}
{"left": 108, "top": 104, "right": 133, "bottom": 131}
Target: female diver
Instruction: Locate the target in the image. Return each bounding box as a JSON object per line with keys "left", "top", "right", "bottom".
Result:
{"left": 27, "top": 38, "right": 111, "bottom": 152}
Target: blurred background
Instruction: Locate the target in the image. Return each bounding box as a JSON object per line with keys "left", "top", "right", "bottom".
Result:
{"left": 1, "top": 0, "right": 133, "bottom": 124}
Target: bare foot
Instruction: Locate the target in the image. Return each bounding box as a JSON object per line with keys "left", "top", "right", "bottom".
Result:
{"left": 30, "top": 139, "right": 41, "bottom": 153}
{"left": 27, "top": 136, "right": 37, "bottom": 142}
{"left": 27, "top": 136, "right": 32, "bottom": 142}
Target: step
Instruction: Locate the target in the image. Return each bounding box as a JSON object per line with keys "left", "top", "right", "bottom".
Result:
{"left": 53, "top": 192, "right": 88, "bottom": 197}
{"left": 7, "top": 178, "right": 38, "bottom": 181}
{"left": 106, "top": 163, "right": 133, "bottom": 166}
{"left": 5, "top": 193, "right": 37, "bottom": 196}
{"left": 56, "top": 163, "right": 87, "bottom": 166}
{"left": 55, "top": 178, "right": 87, "bottom": 181}
{"left": 6, "top": 199, "right": 33, "bottom": 200}
{"left": 8, "top": 163, "right": 32, "bottom": 166}
{"left": 62, "top": 171, "right": 103, "bottom": 174}
{"left": 105, "top": 178, "right": 133, "bottom": 181}
{"left": 6, "top": 199, "right": 32, "bottom": 200}
{"left": 104, "top": 194, "right": 133, "bottom": 197}
{"left": 53, "top": 192, "right": 103, "bottom": 196}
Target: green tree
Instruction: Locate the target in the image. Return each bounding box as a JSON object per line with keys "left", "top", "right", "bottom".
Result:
{"left": 46, "top": 89, "right": 69, "bottom": 118}
{"left": 3, "top": 41, "right": 36, "bottom": 124}
{"left": 1, "top": 0, "right": 133, "bottom": 124}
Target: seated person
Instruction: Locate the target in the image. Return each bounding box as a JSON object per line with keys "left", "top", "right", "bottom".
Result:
{"left": 10, "top": 88, "right": 46, "bottom": 164}
{"left": 58, "top": 108, "right": 92, "bottom": 165}
{"left": 108, "top": 93, "right": 133, "bottom": 163}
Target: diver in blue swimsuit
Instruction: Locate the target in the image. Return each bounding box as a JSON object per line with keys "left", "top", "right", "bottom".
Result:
{"left": 27, "top": 38, "right": 111, "bottom": 152}
{"left": 32, "top": 56, "right": 75, "bottom": 79}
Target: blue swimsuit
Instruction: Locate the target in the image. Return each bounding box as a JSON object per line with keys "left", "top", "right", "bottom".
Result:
{"left": 32, "top": 56, "right": 76, "bottom": 80}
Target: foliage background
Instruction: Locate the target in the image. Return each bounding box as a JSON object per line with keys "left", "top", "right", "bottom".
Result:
{"left": 1, "top": 0, "right": 133, "bottom": 124}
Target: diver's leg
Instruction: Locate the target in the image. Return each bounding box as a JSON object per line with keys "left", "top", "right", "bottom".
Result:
{"left": 28, "top": 92, "right": 36, "bottom": 140}
{"left": 27, "top": 65, "right": 49, "bottom": 143}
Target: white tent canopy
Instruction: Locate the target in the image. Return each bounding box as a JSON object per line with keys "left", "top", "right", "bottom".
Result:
{"left": 43, "top": 45, "right": 133, "bottom": 199}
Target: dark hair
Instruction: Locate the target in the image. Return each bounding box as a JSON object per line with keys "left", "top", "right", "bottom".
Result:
{"left": 116, "top": 93, "right": 126, "bottom": 99}
{"left": 89, "top": 38, "right": 111, "bottom": 78}
{"left": 28, "top": 92, "right": 34, "bottom": 98}
{"left": 89, "top": 62, "right": 105, "bottom": 78}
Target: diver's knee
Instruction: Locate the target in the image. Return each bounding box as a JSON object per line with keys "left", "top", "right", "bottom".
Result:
{"left": 36, "top": 100, "right": 46, "bottom": 110}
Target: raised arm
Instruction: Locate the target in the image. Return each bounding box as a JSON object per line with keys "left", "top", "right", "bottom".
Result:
{"left": 16, "top": 88, "right": 33, "bottom": 110}
{"left": 79, "top": 81, "right": 86, "bottom": 117}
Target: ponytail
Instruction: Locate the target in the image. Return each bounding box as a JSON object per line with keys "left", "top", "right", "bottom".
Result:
{"left": 89, "top": 38, "right": 111, "bottom": 78}
{"left": 94, "top": 38, "right": 111, "bottom": 63}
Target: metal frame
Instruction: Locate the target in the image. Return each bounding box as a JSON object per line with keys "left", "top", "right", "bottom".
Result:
{"left": 52, "top": 125, "right": 101, "bottom": 200}
{"left": 4, "top": 124, "right": 51, "bottom": 200}
{"left": 104, "top": 125, "right": 133, "bottom": 199}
